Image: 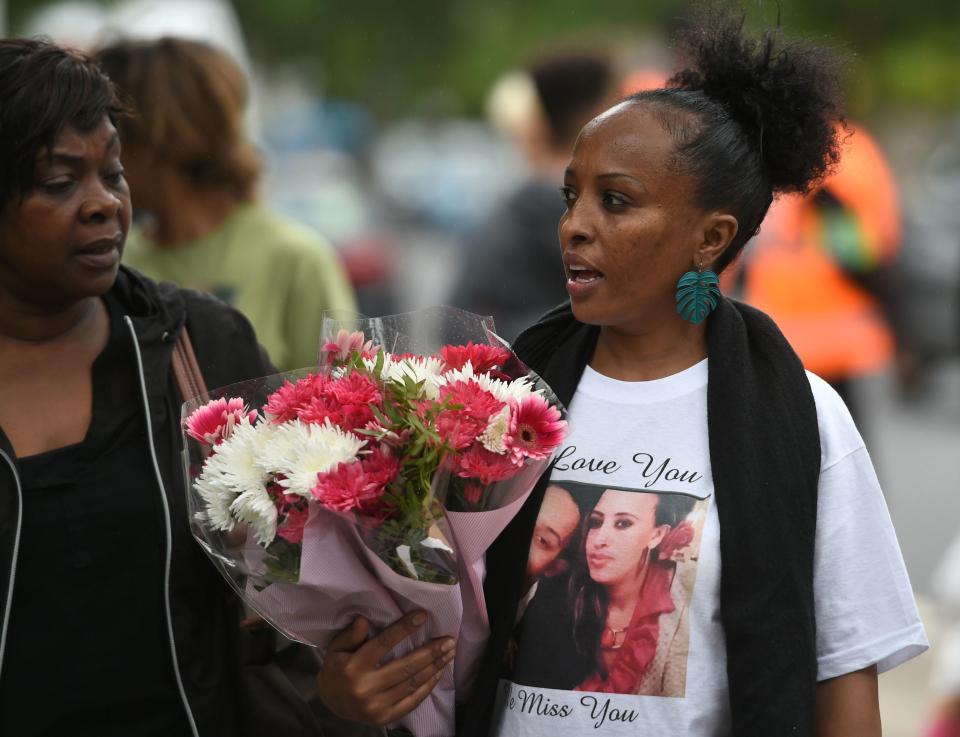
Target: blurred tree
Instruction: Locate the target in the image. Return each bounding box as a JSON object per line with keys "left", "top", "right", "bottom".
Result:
{"left": 7, "top": 0, "right": 960, "bottom": 116}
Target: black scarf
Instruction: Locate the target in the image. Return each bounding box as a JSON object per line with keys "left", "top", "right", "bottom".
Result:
{"left": 458, "top": 297, "right": 820, "bottom": 736}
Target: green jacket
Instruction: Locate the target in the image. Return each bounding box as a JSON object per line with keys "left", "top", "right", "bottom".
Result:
{"left": 124, "top": 205, "right": 357, "bottom": 370}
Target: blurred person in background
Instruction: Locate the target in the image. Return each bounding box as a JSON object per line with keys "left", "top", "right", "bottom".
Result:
{"left": 729, "top": 124, "right": 902, "bottom": 426}
{"left": 96, "top": 37, "right": 357, "bottom": 371}
{"left": 447, "top": 51, "right": 618, "bottom": 341}
{"left": 0, "top": 37, "right": 326, "bottom": 737}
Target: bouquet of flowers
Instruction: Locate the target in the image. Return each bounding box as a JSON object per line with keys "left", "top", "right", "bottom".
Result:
{"left": 182, "top": 308, "right": 566, "bottom": 737}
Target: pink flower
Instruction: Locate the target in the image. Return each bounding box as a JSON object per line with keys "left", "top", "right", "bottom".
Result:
{"left": 456, "top": 444, "right": 521, "bottom": 485}
{"left": 185, "top": 397, "right": 256, "bottom": 446}
{"left": 322, "top": 329, "right": 379, "bottom": 365}
{"left": 462, "top": 482, "right": 485, "bottom": 506}
{"left": 298, "top": 395, "right": 343, "bottom": 427}
{"left": 392, "top": 352, "right": 420, "bottom": 362}
{"left": 328, "top": 373, "right": 383, "bottom": 431}
{"left": 503, "top": 395, "right": 567, "bottom": 462}
{"left": 363, "top": 420, "right": 413, "bottom": 448}
{"left": 264, "top": 374, "right": 328, "bottom": 423}
{"left": 277, "top": 504, "right": 309, "bottom": 544}
{"left": 294, "top": 373, "right": 382, "bottom": 433}
{"left": 266, "top": 481, "right": 310, "bottom": 544}
{"left": 433, "top": 380, "right": 505, "bottom": 450}
{"left": 441, "top": 342, "right": 512, "bottom": 373}
{"left": 657, "top": 521, "right": 695, "bottom": 560}
{"left": 311, "top": 448, "right": 400, "bottom": 514}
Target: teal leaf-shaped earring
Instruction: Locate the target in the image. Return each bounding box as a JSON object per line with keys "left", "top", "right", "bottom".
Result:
{"left": 675, "top": 259, "right": 720, "bottom": 324}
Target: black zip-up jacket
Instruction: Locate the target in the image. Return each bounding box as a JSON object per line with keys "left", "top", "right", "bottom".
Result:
{"left": 0, "top": 267, "right": 281, "bottom": 736}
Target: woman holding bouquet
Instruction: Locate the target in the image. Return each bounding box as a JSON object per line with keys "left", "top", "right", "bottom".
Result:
{"left": 457, "top": 6, "right": 928, "bottom": 737}
{"left": 0, "top": 39, "right": 364, "bottom": 737}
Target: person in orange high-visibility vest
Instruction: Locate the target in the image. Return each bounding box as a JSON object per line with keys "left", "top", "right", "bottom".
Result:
{"left": 733, "top": 123, "right": 900, "bottom": 422}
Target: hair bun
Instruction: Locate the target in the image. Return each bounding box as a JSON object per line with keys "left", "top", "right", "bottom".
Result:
{"left": 669, "top": 6, "right": 845, "bottom": 194}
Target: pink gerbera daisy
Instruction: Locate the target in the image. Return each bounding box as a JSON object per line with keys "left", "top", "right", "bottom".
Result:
{"left": 503, "top": 395, "right": 567, "bottom": 462}
{"left": 185, "top": 397, "right": 256, "bottom": 446}
{"left": 441, "top": 342, "right": 512, "bottom": 374}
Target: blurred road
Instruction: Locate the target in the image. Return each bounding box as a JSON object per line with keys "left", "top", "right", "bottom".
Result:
{"left": 861, "top": 361, "right": 960, "bottom": 597}
{"left": 865, "top": 361, "right": 960, "bottom": 737}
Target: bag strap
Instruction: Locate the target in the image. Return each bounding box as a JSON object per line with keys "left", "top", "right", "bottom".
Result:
{"left": 171, "top": 325, "right": 209, "bottom": 400}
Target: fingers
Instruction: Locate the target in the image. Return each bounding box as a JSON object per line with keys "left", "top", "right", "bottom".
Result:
{"left": 316, "top": 612, "right": 455, "bottom": 727}
{"left": 374, "top": 636, "right": 456, "bottom": 687}
{"left": 354, "top": 611, "right": 426, "bottom": 668}
{"left": 327, "top": 616, "right": 371, "bottom": 654}
{"left": 378, "top": 666, "right": 447, "bottom": 726}
{"left": 376, "top": 641, "right": 456, "bottom": 708}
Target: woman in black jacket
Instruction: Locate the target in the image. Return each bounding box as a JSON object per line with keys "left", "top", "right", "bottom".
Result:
{"left": 0, "top": 38, "right": 327, "bottom": 737}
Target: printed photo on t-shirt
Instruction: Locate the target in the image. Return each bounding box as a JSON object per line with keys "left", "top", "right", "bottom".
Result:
{"left": 506, "top": 481, "right": 710, "bottom": 699}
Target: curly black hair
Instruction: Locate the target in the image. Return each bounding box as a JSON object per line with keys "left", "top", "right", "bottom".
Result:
{"left": 629, "top": 3, "right": 845, "bottom": 271}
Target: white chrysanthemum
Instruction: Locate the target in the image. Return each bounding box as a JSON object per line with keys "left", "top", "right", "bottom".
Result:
{"left": 367, "top": 354, "right": 445, "bottom": 399}
{"left": 259, "top": 419, "right": 365, "bottom": 497}
{"left": 439, "top": 361, "right": 541, "bottom": 403}
{"left": 480, "top": 405, "right": 512, "bottom": 454}
{"left": 360, "top": 355, "right": 385, "bottom": 377}
{"left": 194, "top": 422, "right": 271, "bottom": 533}
{"left": 194, "top": 421, "right": 274, "bottom": 532}
{"left": 475, "top": 372, "right": 542, "bottom": 403}
{"left": 194, "top": 475, "right": 236, "bottom": 532}
{"left": 230, "top": 487, "right": 278, "bottom": 546}
{"left": 440, "top": 360, "right": 478, "bottom": 385}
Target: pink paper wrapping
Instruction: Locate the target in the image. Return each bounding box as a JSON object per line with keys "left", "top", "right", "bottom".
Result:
{"left": 241, "top": 461, "right": 541, "bottom": 737}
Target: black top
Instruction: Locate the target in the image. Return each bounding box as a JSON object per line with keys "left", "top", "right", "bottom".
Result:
{"left": 0, "top": 292, "right": 191, "bottom": 737}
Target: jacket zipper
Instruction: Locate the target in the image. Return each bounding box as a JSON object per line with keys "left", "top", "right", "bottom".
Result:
{"left": 125, "top": 317, "right": 201, "bottom": 737}
{"left": 0, "top": 450, "right": 22, "bottom": 683}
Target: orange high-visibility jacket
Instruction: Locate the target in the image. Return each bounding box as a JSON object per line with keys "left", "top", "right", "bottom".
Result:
{"left": 738, "top": 125, "right": 900, "bottom": 380}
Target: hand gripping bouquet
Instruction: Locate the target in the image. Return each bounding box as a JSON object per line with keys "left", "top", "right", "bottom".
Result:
{"left": 182, "top": 308, "right": 566, "bottom": 737}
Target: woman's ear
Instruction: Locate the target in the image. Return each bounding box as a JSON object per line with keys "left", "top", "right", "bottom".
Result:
{"left": 698, "top": 212, "right": 739, "bottom": 270}
{"left": 648, "top": 524, "right": 671, "bottom": 551}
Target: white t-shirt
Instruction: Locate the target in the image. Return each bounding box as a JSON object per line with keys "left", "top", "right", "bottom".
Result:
{"left": 491, "top": 359, "right": 927, "bottom": 736}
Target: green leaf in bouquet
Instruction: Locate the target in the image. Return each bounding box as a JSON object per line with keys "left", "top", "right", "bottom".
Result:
{"left": 370, "top": 404, "right": 392, "bottom": 428}
{"left": 262, "top": 537, "right": 302, "bottom": 584}
{"left": 369, "top": 492, "right": 457, "bottom": 585}
{"left": 384, "top": 401, "right": 402, "bottom": 425}
{"left": 407, "top": 412, "right": 426, "bottom": 434}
